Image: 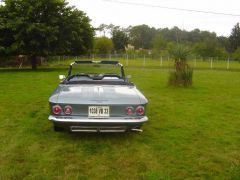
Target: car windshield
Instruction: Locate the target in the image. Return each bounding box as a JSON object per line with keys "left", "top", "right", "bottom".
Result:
{"left": 71, "top": 63, "right": 121, "bottom": 77}
{"left": 64, "top": 63, "right": 130, "bottom": 85}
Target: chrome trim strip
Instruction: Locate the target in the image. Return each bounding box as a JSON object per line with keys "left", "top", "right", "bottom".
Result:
{"left": 71, "top": 129, "right": 98, "bottom": 132}
{"left": 70, "top": 126, "right": 127, "bottom": 132}
{"left": 99, "top": 129, "right": 126, "bottom": 132}
{"left": 48, "top": 115, "right": 148, "bottom": 123}
{"left": 131, "top": 129, "right": 143, "bottom": 132}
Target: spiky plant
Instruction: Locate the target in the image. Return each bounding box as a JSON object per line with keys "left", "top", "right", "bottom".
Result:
{"left": 168, "top": 45, "right": 193, "bottom": 87}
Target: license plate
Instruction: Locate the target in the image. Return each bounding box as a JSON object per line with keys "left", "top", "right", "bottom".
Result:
{"left": 88, "top": 106, "right": 109, "bottom": 117}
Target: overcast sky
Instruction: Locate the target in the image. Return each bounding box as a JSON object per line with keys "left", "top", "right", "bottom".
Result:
{"left": 68, "top": 0, "right": 240, "bottom": 37}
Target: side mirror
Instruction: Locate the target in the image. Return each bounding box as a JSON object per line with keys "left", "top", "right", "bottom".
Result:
{"left": 59, "top": 75, "right": 66, "bottom": 80}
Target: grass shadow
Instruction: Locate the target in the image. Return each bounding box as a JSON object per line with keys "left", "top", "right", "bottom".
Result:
{"left": 67, "top": 131, "right": 138, "bottom": 140}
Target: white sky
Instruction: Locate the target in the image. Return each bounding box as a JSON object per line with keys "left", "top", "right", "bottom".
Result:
{"left": 68, "top": 0, "right": 240, "bottom": 37}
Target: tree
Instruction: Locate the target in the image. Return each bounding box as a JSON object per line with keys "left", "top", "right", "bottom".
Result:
{"left": 193, "top": 40, "right": 220, "bottom": 57}
{"left": 152, "top": 32, "right": 167, "bottom": 51}
{"left": 112, "top": 27, "right": 128, "bottom": 52}
{"left": 229, "top": 23, "right": 240, "bottom": 52}
{"left": 129, "top": 24, "right": 156, "bottom": 49}
{"left": 217, "top": 36, "right": 230, "bottom": 53}
{"left": 97, "top": 24, "right": 108, "bottom": 37}
{"left": 0, "top": 0, "right": 94, "bottom": 69}
{"left": 232, "top": 47, "right": 240, "bottom": 60}
{"left": 93, "top": 37, "right": 113, "bottom": 55}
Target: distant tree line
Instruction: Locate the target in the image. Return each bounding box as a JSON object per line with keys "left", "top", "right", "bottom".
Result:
{"left": 94, "top": 23, "right": 240, "bottom": 60}
{"left": 0, "top": 0, "right": 240, "bottom": 69}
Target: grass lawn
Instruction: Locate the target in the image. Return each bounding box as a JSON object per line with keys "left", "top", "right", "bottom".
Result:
{"left": 0, "top": 65, "right": 240, "bottom": 179}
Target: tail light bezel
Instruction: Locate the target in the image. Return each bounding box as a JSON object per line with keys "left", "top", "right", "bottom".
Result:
{"left": 52, "top": 105, "right": 62, "bottom": 115}
{"left": 136, "top": 106, "right": 145, "bottom": 116}
{"left": 126, "top": 106, "right": 134, "bottom": 115}
{"left": 64, "top": 105, "right": 72, "bottom": 115}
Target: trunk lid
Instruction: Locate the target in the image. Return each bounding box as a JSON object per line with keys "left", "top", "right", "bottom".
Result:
{"left": 57, "top": 84, "right": 141, "bottom": 105}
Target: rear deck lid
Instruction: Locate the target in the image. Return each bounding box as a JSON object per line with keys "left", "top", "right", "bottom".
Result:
{"left": 56, "top": 85, "right": 141, "bottom": 105}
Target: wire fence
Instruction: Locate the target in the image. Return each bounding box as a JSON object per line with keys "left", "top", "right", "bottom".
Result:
{"left": 44, "top": 54, "right": 240, "bottom": 70}
{"left": 1, "top": 54, "right": 240, "bottom": 70}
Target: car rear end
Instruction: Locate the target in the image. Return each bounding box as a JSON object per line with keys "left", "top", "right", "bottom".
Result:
{"left": 48, "top": 60, "right": 148, "bottom": 132}
{"left": 48, "top": 102, "right": 148, "bottom": 132}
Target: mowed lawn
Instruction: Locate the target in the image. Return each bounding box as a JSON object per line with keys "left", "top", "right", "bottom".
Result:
{"left": 0, "top": 66, "right": 240, "bottom": 179}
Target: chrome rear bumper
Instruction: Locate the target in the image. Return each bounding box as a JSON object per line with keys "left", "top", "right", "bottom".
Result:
{"left": 48, "top": 115, "right": 148, "bottom": 123}
{"left": 48, "top": 115, "right": 148, "bottom": 132}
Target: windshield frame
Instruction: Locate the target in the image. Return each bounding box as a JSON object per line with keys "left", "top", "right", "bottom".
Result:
{"left": 67, "top": 60, "right": 125, "bottom": 78}
{"left": 62, "top": 60, "right": 130, "bottom": 85}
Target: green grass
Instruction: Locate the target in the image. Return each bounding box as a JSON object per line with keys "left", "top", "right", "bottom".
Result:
{"left": 0, "top": 64, "right": 240, "bottom": 179}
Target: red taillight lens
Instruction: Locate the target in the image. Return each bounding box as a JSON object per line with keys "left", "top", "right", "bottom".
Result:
{"left": 136, "top": 106, "right": 145, "bottom": 116}
{"left": 52, "top": 105, "right": 62, "bottom": 115}
{"left": 64, "top": 105, "right": 72, "bottom": 115}
{"left": 126, "top": 106, "right": 134, "bottom": 115}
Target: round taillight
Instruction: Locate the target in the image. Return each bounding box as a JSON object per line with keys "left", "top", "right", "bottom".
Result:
{"left": 126, "top": 106, "right": 134, "bottom": 115}
{"left": 64, "top": 105, "right": 72, "bottom": 115}
{"left": 52, "top": 105, "right": 62, "bottom": 115}
{"left": 136, "top": 106, "right": 145, "bottom": 116}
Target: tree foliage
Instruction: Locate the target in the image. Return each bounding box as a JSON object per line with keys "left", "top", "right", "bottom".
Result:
{"left": 111, "top": 27, "right": 128, "bottom": 52}
{"left": 107, "top": 23, "right": 233, "bottom": 59}
{"left": 229, "top": 23, "right": 240, "bottom": 52}
{"left": 93, "top": 37, "right": 113, "bottom": 55}
{"left": 152, "top": 32, "right": 167, "bottom": 51}
{"left": 129, "top": 24, "right": 156, "bottom": 49}
{"left": 232, "top": 47, "right": 240, "bottom": 60}
{"left": 0, "top": 0, "right": 94, "bottom": 69}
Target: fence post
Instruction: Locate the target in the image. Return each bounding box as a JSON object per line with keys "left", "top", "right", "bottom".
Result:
{"left": 160, "top": 56, "right": 163, "bottom": 67}
{"left": 143, "top": 55, "right": 146, "bottom": 67}
{"left": 210, "top": 58, "right": 213, "bottom": 69}
{"left": 227, "top": 57, "right": 230, "bottom": 70}
{"left": 126, "top": 54, "right": 129, "bottom": 66}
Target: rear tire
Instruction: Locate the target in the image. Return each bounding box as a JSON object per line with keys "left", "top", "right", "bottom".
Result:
{"left": 54, "top": 125, "right": 64, "bottom": 132}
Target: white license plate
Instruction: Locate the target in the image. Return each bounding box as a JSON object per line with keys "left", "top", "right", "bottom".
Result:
{"left": 88, "top": 106, "right": 109, "bottom": 117}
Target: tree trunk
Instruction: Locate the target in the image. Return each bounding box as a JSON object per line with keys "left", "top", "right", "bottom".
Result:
{"left": 31, "top": 55, "right": 37, "bottom": 70}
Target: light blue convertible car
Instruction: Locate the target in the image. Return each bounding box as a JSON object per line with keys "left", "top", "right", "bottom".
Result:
{"left": 48, "top": 60, "right": 148, "bottom": 132}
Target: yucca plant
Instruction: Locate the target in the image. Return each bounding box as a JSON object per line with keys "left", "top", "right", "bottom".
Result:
{"left": 168, "top": 45, "right": 193, "bottom": 87}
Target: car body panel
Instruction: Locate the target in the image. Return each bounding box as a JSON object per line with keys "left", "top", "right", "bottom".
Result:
{"left": 49, "top": 84, "right": 147, "bottom": 105}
